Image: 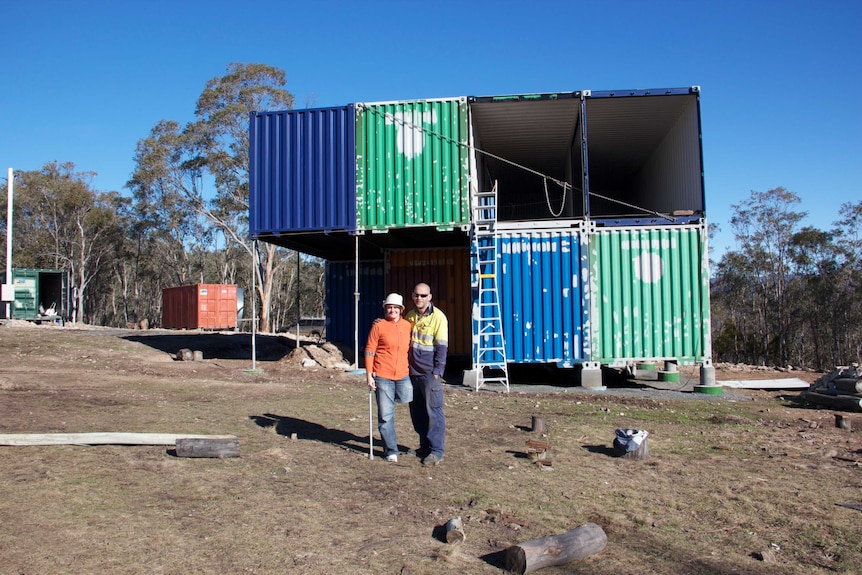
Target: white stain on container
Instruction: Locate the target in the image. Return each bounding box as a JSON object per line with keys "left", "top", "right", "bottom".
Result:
{"left": 634, "top": 251, "right": 663, "bottom": 284}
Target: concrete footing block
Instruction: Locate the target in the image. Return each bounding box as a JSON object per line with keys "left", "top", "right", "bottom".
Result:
{"left": 700, "top": 361, "right": 716, "bottom": 386}
{"left": 462, "top": 369, "right": 478, "bottom": 390}
{"left": 580, "top": 362, "right": 606, "bottom": 390}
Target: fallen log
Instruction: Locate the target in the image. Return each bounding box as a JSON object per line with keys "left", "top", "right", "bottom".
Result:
{"left": 504, "top": 522, "right": 607, "bottom": 574}
{"left": 801, "top": 391, "right": 862, "bottom": 412}
{"left": 0, "top": 433, "right": 238, "bottom": 447}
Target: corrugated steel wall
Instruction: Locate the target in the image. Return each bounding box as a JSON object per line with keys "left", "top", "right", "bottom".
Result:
{"left": 495, "top": 229, "right": 589, "bottom": 365}
{"left": 249, "top": 106, "right": 356, "bottom": 235}
{"left": 588, "top": 225, "right": 711, "bottom": 364}
{"left": 325, "top": 261, "right": 384, "bottom": 361}
{"left": 385, "top": 248, "right": 471, "bottom": 356}
{"left": 162, "top": 284, "right": 237, "bottom": 330}
{"left": 356, "top": 99, "right": 470, "bottom": 230}
{"left": 636, "top": 96, "right": 703, "bottom": 214}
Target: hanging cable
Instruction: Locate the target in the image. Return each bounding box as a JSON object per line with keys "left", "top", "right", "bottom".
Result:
{"left": 543, "top": 177, "right": 566, "bottom": 218}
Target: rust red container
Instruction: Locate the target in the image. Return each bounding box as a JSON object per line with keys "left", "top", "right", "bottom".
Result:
{"left": 162, "top": 284, "right": 238, "bottom": 330}
{"left": 385, "top": 247, "right": 471, "bottom": 356}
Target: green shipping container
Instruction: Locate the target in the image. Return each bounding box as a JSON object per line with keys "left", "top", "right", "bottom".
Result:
{"left": 1, "top": 268, "right": 69, "bottom": 323}
{"left": 589, "top": 225, "right": 711, "bottom": 365}
{"left": 356, "top": 98, "right": 470, "bottom": 230}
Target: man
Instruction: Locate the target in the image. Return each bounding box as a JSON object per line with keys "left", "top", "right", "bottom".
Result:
{"left": 405, "top": 282, "right": 448, "bottom": 466}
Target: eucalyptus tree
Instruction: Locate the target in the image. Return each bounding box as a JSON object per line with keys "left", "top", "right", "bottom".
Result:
{"left": 829, "top": 200, "right": 862, "bottom": 362}
{"left": 127, "top": 120, "right": 214, "bottom": 287}
{"left": 787, "top": 227, "right": 841, "bottom": 369}
{"left": 728, "top": 187, "right": 807, "bottom": 366}
{"left": 188, "top": 63, "right": 296, "bottom": 332}
{"left": 130, "top": 63, "right": 296, "bottom": 332}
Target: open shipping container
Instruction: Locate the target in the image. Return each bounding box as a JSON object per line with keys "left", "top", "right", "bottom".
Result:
{"left": 0, "top": 268, "right": 69, "bottom": 322}
{"left": 468, "top": 87, "right": 704, "bottom": 226}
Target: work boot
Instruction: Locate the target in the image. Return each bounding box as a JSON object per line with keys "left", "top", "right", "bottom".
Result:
{"left": 421, "top": 453, "right": 443, "bottom": 466}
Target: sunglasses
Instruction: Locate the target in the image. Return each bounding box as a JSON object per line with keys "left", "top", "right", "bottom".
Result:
{"left": 413, "top": 293, "right": 430, "bottom": 298}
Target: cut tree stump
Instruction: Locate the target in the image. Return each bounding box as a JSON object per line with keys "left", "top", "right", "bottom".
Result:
{"left": 531, "top": 416, "right": 545, "bottom": 433}
{"left": 525, "top": 439, "right": 551, "bottom": 451}
{"left": 175, "top": 437, "right": 240, "bottom": 458}
{"left": 504, "top": 522, "right": 607, "bottom": 574}
{"left": 525, "top": 439, "right": 551, "bottom": 461}
{"left": 444, "top": 516, "right": 465, "bottom": 543}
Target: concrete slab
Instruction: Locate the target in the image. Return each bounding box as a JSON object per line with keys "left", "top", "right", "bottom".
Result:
{"left": 719, "top": 378, "right": 809, "bottom": 389}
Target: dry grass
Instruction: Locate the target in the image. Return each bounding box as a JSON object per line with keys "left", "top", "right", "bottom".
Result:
{"left": 0, "top": 324, "right": 860, "bottom": 574}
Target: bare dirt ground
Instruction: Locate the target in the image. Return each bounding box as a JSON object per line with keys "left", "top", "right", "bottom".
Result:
{"left": 1, "top": 322, "right": 860, "bottom": 575}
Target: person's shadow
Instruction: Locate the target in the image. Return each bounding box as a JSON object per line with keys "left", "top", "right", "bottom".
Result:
{"left": 250, "top": 413, "right": 371, "bottom": 456}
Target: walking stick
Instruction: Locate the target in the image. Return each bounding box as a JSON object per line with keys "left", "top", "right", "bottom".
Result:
{"left": 368, "top": 388, "right": 374, "bottom": 460}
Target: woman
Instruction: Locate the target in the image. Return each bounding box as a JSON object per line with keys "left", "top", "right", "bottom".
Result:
{"left": 364, "top": 293, "right": 413, "bottom": 462}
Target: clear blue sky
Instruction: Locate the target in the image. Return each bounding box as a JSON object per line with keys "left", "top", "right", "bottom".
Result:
{"left": 3, "top": 0, "right": 860, "bottom": 258}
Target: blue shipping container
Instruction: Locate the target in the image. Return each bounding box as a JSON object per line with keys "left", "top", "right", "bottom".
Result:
{"left": 493, "top": 228, "right": 590, "bottom": 366}
{"left": 249, "top": 106, "right": 356, "bottom": 236}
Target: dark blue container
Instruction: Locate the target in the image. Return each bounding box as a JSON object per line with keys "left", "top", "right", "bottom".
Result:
{"left": 249, "top": 106, "right": 356, "bottom": 237}
{"left": 325, "top": 260, "right": 385, "bottom": 365}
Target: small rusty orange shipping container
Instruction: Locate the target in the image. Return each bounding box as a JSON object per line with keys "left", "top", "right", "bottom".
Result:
{"left": 162, "top": 284, "right": 238, "bottom": 330}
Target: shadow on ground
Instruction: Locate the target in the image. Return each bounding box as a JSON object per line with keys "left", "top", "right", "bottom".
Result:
{"left": 249, "top": 413, "right": 370, "bottom": 456}
{"left": 125, "top": 332, "right": 296, "bottom": 361}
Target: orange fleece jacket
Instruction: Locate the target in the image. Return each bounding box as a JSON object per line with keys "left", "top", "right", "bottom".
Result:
{"left": 364, "top": 317, "right": 411, "bottom": 380}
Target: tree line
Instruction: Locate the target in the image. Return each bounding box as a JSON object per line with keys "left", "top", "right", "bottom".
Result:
{"left": 2, "top": 63, "right": 860, "bottom": 369}
{"left": 710, "top": 188, "right": 862, "bottom": 370}
{"left": 1, "top": 64, "right": 323, "bottom": 332}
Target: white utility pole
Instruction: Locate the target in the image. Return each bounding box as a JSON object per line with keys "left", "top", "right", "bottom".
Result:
{"left": 4, "top": 168, "right": 13, "bottom": 318}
